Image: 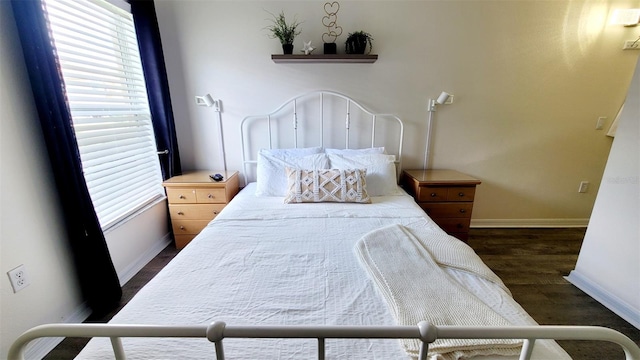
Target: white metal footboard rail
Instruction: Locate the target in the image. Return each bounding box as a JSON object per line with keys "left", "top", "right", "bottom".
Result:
{"left": 8, "top": 321, "right": 640, "bottom": 360}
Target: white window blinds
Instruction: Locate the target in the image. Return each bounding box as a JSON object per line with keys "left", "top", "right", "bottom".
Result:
{"left": 44, "top": 0, "right": 165, "bottom": 230}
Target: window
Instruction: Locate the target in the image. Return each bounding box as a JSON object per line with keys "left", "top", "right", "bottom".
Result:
{"left": 43, "top": 0, "right": 164, "bottom": 230}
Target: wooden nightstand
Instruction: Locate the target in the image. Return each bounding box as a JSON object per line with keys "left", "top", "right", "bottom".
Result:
{"left": 163, "top": 171, "right": 239, "bottom": 249}
{"left": 401, "top": 169, "right": 481, "bottom": 242}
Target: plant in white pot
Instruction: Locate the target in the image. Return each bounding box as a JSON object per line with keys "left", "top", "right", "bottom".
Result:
{"left": 266, "top": 11, "right": 302, "bottom": 55}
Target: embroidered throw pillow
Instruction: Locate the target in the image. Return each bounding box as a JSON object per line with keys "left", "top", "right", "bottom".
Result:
{"left": 284, "top": 168, "right": 371, "bottom": 204}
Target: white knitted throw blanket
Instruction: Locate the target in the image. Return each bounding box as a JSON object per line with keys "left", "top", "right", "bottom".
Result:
{"left": 355, "top": 224, "right": 522, "bottom": 360}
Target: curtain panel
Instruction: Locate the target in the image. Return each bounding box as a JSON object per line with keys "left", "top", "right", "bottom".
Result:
{"left": 131, "top": 0, "right": 182, "bottom": 180}
{"left": 10, "top": 0, "right": 122, "bottom": 316}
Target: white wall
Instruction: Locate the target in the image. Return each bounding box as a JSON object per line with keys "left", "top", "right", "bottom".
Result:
{"left": 567, "top": 57, "right": 640, "bottom": 329}
{"left": 0, "top": 3, "right": 171, "bottom": 358}
{"left": 155, "top": 0, "right": 640, "bottom": 226}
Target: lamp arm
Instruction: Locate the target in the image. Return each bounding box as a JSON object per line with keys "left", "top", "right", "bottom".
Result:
{"left": 423, "top": 107, "right": 436, "bottom": 170}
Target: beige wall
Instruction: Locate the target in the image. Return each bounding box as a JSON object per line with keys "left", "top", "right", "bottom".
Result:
{"left": 156, "top": 0, "right": 639, "bottom": 225}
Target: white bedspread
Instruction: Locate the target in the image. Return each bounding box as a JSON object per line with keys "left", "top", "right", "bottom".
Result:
{"left": 76, "top": 183, "right": 570, "bottom": 359}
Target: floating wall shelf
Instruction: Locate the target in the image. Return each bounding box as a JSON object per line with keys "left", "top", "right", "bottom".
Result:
{"left": 271, "top": 54, "right": 378, "bottom": 64}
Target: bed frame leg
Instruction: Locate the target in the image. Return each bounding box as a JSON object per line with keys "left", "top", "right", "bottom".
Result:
{"left": 417, "top": 321, "right": 437, "bottom": 360}
{"left": 318, "top": 338, "right": 325, "bottom": 360}
{"left": 418, "top": 342, "right": 429, "bottom": 360}
{"left": 207, "top": 321, "right": 227, "bottom": 360}
{"left": 110, "top": 337, "right": 126, "bottom": 360}
{"left": 518, "top": 339, "right": 535, "bottom": 360}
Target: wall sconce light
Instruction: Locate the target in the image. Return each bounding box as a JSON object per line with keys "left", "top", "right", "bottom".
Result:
{"left": 195, "top": 93, "right": 226, "bottom": 171}
{"left": 610, "top": 9, "right": 640, "bottom": 26}
{"left": 424, "top": 91, "right": 454, "bottom": 169}
{"left": 195, "top": 94, "right": 220, "bottom": 111}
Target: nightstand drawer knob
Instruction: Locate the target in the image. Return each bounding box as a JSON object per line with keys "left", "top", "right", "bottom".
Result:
{"left": 457, "top": 223, "right": 464, "bottom": 229}
{"left": 179, "top": 195, "right": 186, "bottom": 199}
{"left": 458, "top": 192, "right": 465, "bottom": 197}
{"left": 430, "top": 193, "right": 437, "bottom": 197}
{"left": 213, "top": 211, "right": 218, "bottom": 215}
{"left": 179, "top": 225, "right": 185, "bottom": 230}
{"left": 208, "top": 194, "right": 215, "bottom": 199}
{"left": 177, "top": 211, "right": 184, "bottom": 215}
{"left": 459, "top": 209, "right": 466, "bottom": 213}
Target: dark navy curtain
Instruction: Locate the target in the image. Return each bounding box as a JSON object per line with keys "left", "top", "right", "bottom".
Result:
{"left": 11, "top": 0, "right": 122, "bottom": 316}
{"left": 131, "top": 0, "right": 182, "bottom": 179}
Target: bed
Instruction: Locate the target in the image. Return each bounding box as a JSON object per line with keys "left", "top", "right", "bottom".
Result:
{"left": 9, "top": 91, "right": 640, "bottom": 360}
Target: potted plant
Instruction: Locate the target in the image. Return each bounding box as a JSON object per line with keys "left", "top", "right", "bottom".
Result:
{"left": 266, "top": 11, "right": 302, "bottom": 55}
{"left": 345, "top": 31, "right": 373, "bottom": 55}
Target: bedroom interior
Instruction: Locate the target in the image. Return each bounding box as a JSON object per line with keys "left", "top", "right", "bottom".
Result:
{"left": 1, "top": 0, "right": 639, "bottom": 359}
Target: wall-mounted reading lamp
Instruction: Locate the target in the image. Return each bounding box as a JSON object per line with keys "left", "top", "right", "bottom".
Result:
{"left": 195, "top": 93, "right": 227, "bottom": 171}
{"left": 610, "top": 8, "right": 640, "bottom": 26}
{"left": 424, "top": 91, "right": 454, "bottom": 170}
{"left": 610, "top": 9, "right": 640, "bottom": 49}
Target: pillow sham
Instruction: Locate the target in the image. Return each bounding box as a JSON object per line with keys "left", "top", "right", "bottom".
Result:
{"left": 327, "top": 153, "right": 401, "bottom": 196}
{"left": 324, "top": 147, "right": 385, "bottom": 156}
{"left": 256, "top": 151, "right": 329, "bottom": 196}
{"left": 284, "top": 168, "right": 371, "bottom": 204}
{"left": 261, "top": 146, "right": 323, "bottom": 157}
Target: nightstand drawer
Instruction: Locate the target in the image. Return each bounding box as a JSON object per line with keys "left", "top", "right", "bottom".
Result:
{"left": 437, "top": 218, "right": 471, "bottom": 233}
{"left": 416, "top": 186, "right": 448, "bottom": 202}
{"left": 419, "top": 203, "right": 473, "bottom": 218}
{"left": 195, "top": 188, "right": 227, "bottom": 203}
{"left": 171, "top": 219, "right": 211, "bottom": 235}
{"left": 447, "top": 187, "right": 476, "bottom": 202}
{"left": 169, "top": 204, "right": 225, "bottom": 220}
{"left": 417, "top": 186, "right": 476, "bottom": 202}
{"left": 166, "top": 188, "right": 197, "bottom": 203}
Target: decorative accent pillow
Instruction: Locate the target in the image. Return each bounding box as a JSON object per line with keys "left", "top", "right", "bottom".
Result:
{"left": 284, "top": 168, "right": 371, "bottom": 204}
{"left": 327, "top": 153, "right": 401, "bottom": 196}
{"left": 256, "top": 151, "right": 329, "bottom": 197}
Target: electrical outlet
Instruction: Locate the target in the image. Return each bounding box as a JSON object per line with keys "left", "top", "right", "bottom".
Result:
{"left": 578, "top": 181, "right": 589, "bottom": 193}
{"left": 623, "top": 40, "right": 640, "bottom": 50}
{"left": 7, "top": 264, "right": 30, "bottom": 293}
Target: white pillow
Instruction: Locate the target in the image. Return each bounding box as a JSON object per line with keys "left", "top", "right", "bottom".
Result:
{"left": 325, "top": 147, "right": 386, "bottom": 156}
{"left": 256, "top": 151, "right": 329, "bottom": 196}
{"left": 262, "top": 147, "right": 323, "bottom": 157}
{"left": 327, "top": 153, "right": 401, "bottom": 196}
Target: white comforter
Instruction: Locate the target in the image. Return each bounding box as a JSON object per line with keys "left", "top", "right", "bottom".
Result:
{"left": 77, "top": 184, "right": 570, "bottom": 359}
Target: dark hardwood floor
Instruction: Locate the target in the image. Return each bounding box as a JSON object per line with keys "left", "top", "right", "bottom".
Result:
{"left": 468, "top": 228, "right": 640, "bottom": 359}
{"left": 43, "top": 228, "right": 639, "bottom": 359}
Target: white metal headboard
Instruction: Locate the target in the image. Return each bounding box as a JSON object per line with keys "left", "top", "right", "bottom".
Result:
{"left": 240, "top": 90, "right": 404, "bottom": 185}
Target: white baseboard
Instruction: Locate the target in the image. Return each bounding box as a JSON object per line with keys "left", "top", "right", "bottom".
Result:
{"left": 471, "top": 218, "right": 589, "bottom": 228}
{"left": 566, "top": 271, "right": 640, "bottom": 329}
{"left": 118, "top": 232, "right": 172, "bottom": 286}
{"left": 22, "top": 303, "right": 91, "bottom": 360}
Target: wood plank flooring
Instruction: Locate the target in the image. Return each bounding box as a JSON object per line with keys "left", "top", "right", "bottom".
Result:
{"left": 43, "top": 228, "right": 639, "bottom": 359}
{"left": 468, "top": 228, "right": 640, "bottom": 360}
